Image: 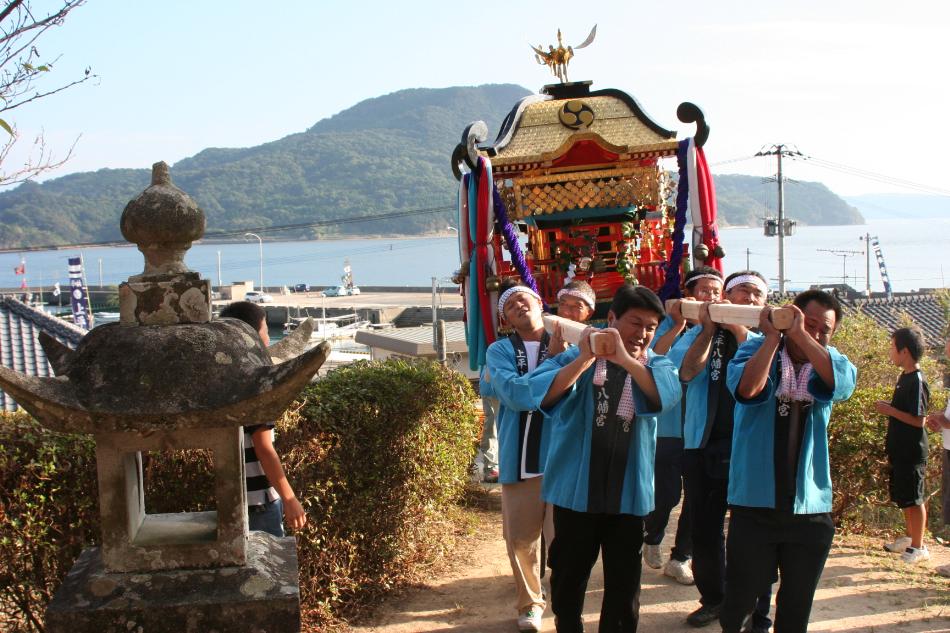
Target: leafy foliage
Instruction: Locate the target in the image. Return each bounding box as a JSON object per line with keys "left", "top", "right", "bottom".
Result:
{"left": 0, "top": 412, "right": 98, "bottom": 632}
{"left": 279, "top": 359, "right": 479, "bottom": 627}
{"left": 0, "top": 359, "right": 479, "bottom": 631}
{"left": 828, "top": 312, "right": 947, "bottom": 531}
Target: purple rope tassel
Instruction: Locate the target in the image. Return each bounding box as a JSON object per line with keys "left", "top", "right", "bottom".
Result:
{"left": 492, "top": 184, "right": 539, "bottom": 295}
{"left": 658, "top": 139, "right": 690, "bottom": 301}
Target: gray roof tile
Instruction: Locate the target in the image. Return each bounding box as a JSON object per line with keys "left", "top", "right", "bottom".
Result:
{"left": 0, "top": 297, "right": 86, "bottom": 411}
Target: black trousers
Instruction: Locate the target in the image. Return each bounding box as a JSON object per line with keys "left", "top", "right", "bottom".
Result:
{"left": 721, "top": 507, "right": 834, "bottom": 633}
{"left": 550, "top": 505, "right": 644, "bottom": 633}
{"left": 684, "top": 449, "right": 772, "bottom": 628}
{"left": 644, "top": 437, "right": 691, "bottom": 561}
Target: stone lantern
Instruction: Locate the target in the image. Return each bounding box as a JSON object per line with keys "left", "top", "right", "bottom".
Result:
{"left": 0, "top": 162, "right": 328, "bottom": 632}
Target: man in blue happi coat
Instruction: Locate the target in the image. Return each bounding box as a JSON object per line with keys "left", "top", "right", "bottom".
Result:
{"left": 533, "top": 285, "right": 681, "bottom": 633}
{"left": 482, "top": 280, "right": 557, "bottom": 632}
{"left": 667, "top": 270, "right": 774, "bottom": 630}
{"left": 720, "top": 289, "right": 856, "bottom": 633}
{"left": 642, "top": 266, "right": 723, "bottom": 585}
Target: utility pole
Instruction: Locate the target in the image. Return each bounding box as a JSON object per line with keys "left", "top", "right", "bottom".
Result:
{"left": 756, "top": 144, "right": 802, "bottom": 294}
{"left": 817, "top": 249, "right": 863, "bottom": 286}
{"left": 217, "top": 250, "right": 222, "bottom": 288}
{"left": 859, "top": 234, "right": 872, "bottom": 296}
{"left": 745, "top": 248, "right": 751, "bottom": 270}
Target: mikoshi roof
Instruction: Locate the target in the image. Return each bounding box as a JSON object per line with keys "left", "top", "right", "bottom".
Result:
{"left": 0, "top": 296, "right": 85, "bottom": 412}
{"left": 483, "top": 84, "right": 680, "bottom": 172}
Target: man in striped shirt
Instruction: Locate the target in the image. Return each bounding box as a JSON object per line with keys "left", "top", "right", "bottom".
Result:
{"left": 219, "top": 301, "right": 307, "bottom": 538}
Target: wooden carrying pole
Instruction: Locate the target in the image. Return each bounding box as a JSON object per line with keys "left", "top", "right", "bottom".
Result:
{"left": 542, "top": 315, "right": 615, "bottom": 355}
{"left": 666, "top": 299, "right": 795, "bottom": 330}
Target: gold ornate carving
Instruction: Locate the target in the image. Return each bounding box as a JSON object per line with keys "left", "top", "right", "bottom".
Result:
{"left": 531, "top": 26, "right": 597, "bottom": 83}
{"left": 498, "top": 166, "right": 661, "bottom": 219}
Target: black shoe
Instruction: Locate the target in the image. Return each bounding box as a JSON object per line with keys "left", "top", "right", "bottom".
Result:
{"left": 687, "top": 603, "right": 722, "bottom": 628}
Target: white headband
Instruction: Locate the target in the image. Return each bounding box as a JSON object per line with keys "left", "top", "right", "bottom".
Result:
{"left": 557, "top": 288, "right": 596, "bottom": 310}
{"left": 686, "top": 273, "right": 723, "bottom": 287}
{"left": 725, "top": 274, "right": 768, "bottom": 294}
{"left": 498, "top": 286, "right": 542, "bottom": 315}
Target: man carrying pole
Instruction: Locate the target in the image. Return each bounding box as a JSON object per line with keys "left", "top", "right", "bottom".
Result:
{"left": 668, "top": 271, "right": 773, "bottom": 630}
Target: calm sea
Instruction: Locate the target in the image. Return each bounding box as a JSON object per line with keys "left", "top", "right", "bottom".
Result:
{"left": 2, "top": 218, "right": 946, "bottom": 295}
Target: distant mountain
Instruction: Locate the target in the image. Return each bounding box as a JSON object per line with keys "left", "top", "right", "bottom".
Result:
{"left": 714, "top": 174, "right": 865, "bottom": 227}
{"left": 0, "top": 84, "right": 863, "bottom": 249}
{"left": 844, "top": 193, "right": 949, "bottom": 220}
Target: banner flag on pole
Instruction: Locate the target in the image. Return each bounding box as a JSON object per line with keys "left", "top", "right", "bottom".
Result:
{"left": 67, "top": 256, "right": 93, "bottom": 330}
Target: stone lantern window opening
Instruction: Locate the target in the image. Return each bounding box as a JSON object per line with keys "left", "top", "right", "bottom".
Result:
{"left": 95, "top": 426, "right": 248, "bottom": 572}
{"left": 142, "top": 448, "right": 217, "bottom": 514}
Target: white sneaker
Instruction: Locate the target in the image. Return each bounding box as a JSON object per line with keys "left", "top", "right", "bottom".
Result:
{"left": 663, "top": 558, "right": 696, "bottom": 585}
{"left": 517, "top": 606, "right": 543, "bottom": 632}
{"left": 901, "top": 546, "right": 930, "bottom": 564}
{"left": 883, "top": 536, "right": 912, "bottom": 553}
{"left": 643, "top": 543, "right": 663, "bottom": 569}
{"left": 664, "top": 558, "right": 695, "bottom": 585}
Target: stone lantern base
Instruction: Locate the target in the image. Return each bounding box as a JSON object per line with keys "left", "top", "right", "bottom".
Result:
{"left": 45, "top": 532, "right": 300, "bottom": 633}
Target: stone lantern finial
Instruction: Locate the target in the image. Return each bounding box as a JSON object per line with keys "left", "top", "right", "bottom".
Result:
{"left": 120, "top": 161, "right": 205, "bottom": 280}
{"left": 118, "top": 161, "right": 211, "bottom": 325}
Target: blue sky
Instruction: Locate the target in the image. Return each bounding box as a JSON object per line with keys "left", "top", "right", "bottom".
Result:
{"left": 5, "top": 0, "right": 948, "bottom": 197}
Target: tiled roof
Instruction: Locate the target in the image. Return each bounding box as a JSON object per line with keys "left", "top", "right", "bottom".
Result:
{"left": 0, "top": 297, "right": 86, "bottom": 411}
{"left": 355, "top": 322, "right": 468, "bottom": 356}
{"left": 846, "top": 294, "right": 947, "bottom": 348}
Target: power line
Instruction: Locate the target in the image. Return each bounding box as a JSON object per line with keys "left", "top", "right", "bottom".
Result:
{"left": 795, "top": 154, "right": 950, "bottom": 196}
{"left": 0, "top": 203, "right": 455, "bottom": 254}
{"left": 708, "top": 155, "right": 759, "bottom": 168}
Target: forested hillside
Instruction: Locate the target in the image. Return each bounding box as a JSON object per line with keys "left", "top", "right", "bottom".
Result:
{"left": 0, "top": 84, "right": 862, "bottom": 249}
{"left": 715, "top": 174, "right": 864, "bottom": 227}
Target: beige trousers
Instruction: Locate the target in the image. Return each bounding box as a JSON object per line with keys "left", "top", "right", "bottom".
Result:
{"left": 501, "top": 476, "right": 555, "bottom": 612}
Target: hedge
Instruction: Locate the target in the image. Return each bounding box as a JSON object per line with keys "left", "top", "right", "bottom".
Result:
{"left": 828, "top": 312, "right": 947, "bottom": 531}
{"left": 0, "top": 358, "right": 479, "bottom": 632}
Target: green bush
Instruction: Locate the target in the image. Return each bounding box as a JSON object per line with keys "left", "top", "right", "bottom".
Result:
{"left": 0, "top": 413, "right": 99, "bottom": 632}
{"left": 0, "top": 358, "right": 478, "bottom": 632}
{"left": 828, "top": 312, "right": 947, "bottom": 531}
{"left": 278, "top": 359, "right": 479, "bottom": 628}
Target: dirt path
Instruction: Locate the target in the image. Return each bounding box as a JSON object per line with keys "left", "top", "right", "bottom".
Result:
{"left": 350, "top": 490, "right": 949, "bottom": 633}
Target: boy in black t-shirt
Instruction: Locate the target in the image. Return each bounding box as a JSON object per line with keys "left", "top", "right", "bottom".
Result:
{"left": 875, "top": 327, "right": 931, "bottom": 563}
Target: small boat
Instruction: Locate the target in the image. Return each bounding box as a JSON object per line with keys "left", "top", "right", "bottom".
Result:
{"left": 284, "top": 313, "right": 370, "bottom": 341}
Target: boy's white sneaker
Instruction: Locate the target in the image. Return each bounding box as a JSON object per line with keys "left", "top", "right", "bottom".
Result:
{"left": 664, "top": 558, "right": 695, "bottom": 585}
{"left": 901, "top": 545, "right": 930, "bottom": 564}
{"left": 517, "top": 606, "right": 543, "bottom": 632}
{"left": 643, "top": 543, "right": 663, "bottom": 569}
{"left": 883, "top": 536, "right": 912, "bottom": 553}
